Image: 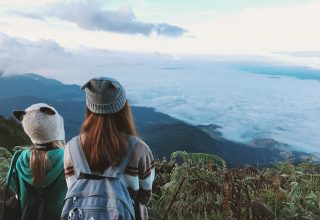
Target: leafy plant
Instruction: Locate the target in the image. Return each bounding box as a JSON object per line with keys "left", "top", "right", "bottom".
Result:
{"left": 150, "top": 152, "right": 320, "bottom": 220}
{"left": 1, "top": 146, "right": 320, "bottom": 220}
{"left": 0, "top": 147, "right": 12, "bottom": 189}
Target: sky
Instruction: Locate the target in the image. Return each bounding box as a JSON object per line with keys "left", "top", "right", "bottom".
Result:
{"left": 0, "top": 0, "right": 320, "bottom": 152}
{"left": 0, "top": 0, "right": 320, "bottom": 55}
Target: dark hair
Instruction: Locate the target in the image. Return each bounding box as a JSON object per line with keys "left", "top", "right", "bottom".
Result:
{"left": 81, "top": 101, "right": 137, "bottom": 172}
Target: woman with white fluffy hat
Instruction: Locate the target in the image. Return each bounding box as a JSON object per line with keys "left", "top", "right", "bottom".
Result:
{"left": 6, "top": 103, "right": 67, "bottom": 220}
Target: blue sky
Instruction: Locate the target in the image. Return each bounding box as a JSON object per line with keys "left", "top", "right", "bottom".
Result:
{"left": 92, "top": 0, "right": 314, "bottom": 24}
{"left": 106, "top": 0, "right": 312, "bottom": 13}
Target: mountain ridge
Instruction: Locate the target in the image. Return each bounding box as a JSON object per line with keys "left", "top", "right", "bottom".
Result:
{"left": 0, "top": 73, "right": 310, "bottom": 166}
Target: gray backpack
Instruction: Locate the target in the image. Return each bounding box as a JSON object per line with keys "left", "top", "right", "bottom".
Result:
{"left": 60, "top": 136, "right": 138, "bottom": 220}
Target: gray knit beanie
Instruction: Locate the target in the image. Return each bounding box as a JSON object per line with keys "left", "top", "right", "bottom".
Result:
{"left": 81, "top": 77, "right": 127, "bottom": 114}
{"left": 12, "top": 103, "right": 65, "bottom": 145}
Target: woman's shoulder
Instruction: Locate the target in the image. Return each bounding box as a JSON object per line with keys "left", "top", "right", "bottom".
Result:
{"left": 65, "top": 135, "right": 81, "bottom": 152}
{"left": 135, "top": 138, "right": 151, "bottom": 150}
{"left": 48, "top": 148, "right": 64, "bottom": 157}
{"left": 130, "top": 137, "right": 153, "bottom": 159}
{"left": 64, "top": 135, "right": 81, "bottom": 167}
{"left": 9, "top": 149, "right": 27, "bottom": 168}
{"left": 127, "top": 137, "right": 154, "bottom": 175}
{"left": 13, "top": 148, "right": 29, "bottom": 161}
{"left": 67, "top": 135, "right": 80, "bottom": 145}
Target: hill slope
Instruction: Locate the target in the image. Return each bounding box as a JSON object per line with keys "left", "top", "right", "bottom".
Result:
{"left": 0, "top": 115, "right": 31, "bottom": 150}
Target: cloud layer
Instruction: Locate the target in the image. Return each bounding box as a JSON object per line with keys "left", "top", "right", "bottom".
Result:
{"left": 11, "top": 0, "right": 186, "bottom": 37}
{"left": 1, "top": 33, "right": 320, "bottom": 153}
{"left": 1, "top": 0, "right": 320, "bottom": 54}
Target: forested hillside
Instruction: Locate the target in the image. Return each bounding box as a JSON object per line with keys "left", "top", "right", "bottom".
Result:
{"left": 0, "top": 115, "right": 30, "bottom": 151}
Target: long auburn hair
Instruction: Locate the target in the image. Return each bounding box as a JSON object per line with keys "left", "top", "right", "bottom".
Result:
{"left": 81, "top": 101, "right": 137, "bottom": 172}
{"left": 30, "top": 140, "right": 65, "bottom": 185}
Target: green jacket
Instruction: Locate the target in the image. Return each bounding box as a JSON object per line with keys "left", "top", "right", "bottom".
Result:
{"left": 6, "top": 148, "right": 67, "bottom": 220}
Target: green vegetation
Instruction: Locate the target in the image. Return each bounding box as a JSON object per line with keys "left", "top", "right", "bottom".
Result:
{"left": 1, "top": 146, "right": 320, "bottom": 219}
{"left": 0, "top": 115, "right": 31, "bottom": 151}
{"left": 0, "top": 146, "right": 29, "bottom": 196}
{"left": 0, "top": 147, "right": 12, "bottom": 192}
{"left": 149, "top": 151, "right": 320, "bottom": 220}
{"left": 0, "top": 116, "right": 31, "bottom": 197}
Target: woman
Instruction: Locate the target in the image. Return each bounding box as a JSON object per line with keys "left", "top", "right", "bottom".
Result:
{"left": 63, "top": 77, "right": 155, "bottom": 220}
{"left": 7, "top": 103, "right": 67, "bottom": 220}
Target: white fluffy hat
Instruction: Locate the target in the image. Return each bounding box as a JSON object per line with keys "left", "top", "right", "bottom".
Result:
{"left": 13, "top": 103, "right": 65, "bottom": 145}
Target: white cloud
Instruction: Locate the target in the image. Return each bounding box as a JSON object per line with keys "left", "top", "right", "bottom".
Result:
{"left": 0, "top": 0, "right": 319, "bottom": 54}
{"left": 1, "top": 33, "right": 320, "bottom": 153}
{"left": 123, "top": 68, "right": 320, "bottom": 153}
{"left": 267, "top": 53, "right": 320, "bottom": 69}
{"left": 183, "top": 0, "right": 320, "bottom": 54}
{"left": 0, "top": 32, "right": 74, "bottom": 76}
{"left": 9, "top": 0, "right": 187, "bottom": 37}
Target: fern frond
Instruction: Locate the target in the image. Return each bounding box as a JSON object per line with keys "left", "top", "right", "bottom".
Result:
{"left": 171, "top": 151, "right": 226, "bottom": 167}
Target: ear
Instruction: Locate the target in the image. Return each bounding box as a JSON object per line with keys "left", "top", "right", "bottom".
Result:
{"left": 110, "top": 81, "right": 120, "bottom": 89}
{"left": 39, "top": 107, "right": 56, "bottom": 115}
{"left": 12, "top": 111, "right": 26, "bottom": 121}
{"left": 80, "top": 81, "right": 91, "bottom": 90}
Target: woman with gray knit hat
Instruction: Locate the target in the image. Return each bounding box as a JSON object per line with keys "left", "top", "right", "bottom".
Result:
{"left": 63, "top": 77, "right": 154, "bottom": 220}
{"left": 6, "top": 103, "right": 67, "bottom": 220}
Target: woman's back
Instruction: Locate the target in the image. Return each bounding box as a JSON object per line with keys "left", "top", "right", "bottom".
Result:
{"left": 8, "top": 148, "right": 67, "bottom": 220}
{"left": 8, "top": 103, "right": 67, "bottom": 219}
{"left": 64, "top": 77, "right": 155, "bottom": 220}
{"left": 64, "top": 134, "right": 155, "bottom": 200}
{"left": 62, "top": 135, "right": 141, "bottom": 220}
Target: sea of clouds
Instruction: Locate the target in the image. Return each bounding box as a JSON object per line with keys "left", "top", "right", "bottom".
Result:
{"left": 106, "top": 63, "right": 320, "bottom": 153}
{"left": 1, "top": 33, "right": 320, "bottom": 152}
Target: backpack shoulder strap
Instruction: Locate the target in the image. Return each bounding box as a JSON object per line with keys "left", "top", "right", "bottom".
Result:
{"left": 68, "top": 136, "right": 92, "bottom": 179}
{"left": 102, "top": 135, "right": 139, "bottom": 178}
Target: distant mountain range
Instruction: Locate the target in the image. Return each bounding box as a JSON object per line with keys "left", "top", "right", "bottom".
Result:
{"left": 0, "top": 73, "right": 83, "bottom": 101}
{"left": 0, "top": 73, "right": 309, "bottom": 166}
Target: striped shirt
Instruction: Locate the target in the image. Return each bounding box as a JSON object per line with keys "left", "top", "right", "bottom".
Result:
{"left": 64, "top": 137, "right": 155, "bottom": 205}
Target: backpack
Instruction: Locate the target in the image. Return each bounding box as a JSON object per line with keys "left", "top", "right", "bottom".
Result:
{"left": 60, "top": 135, "right": 138, "bottom": 220}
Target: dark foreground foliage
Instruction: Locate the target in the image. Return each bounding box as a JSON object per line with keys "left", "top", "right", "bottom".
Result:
{"left": 1, "top": 148, "right": 320, "bottom": 219}
{"left": 0, "top": 116, "right": 31, "bottom": 151}
{"left": 149, "top": 151, "right": 320, "bottom": 220}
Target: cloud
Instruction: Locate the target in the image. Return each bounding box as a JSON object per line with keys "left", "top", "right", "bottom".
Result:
{"left": 0, "top": 32, "right": 179, "bottom": 78}
{"left": 1, "top": 33, "right": 320, "bottom": 153}
{"left": 154, "top": 23, "right": 186, "bottom": 37}
{"left": 11, "top": 0, "right": 187, "bottom": 37}
{"left": 0, "top": 21, "right": 9, "bottom": 26}
{"left": 276, "top": 51, "right": 320, "bottom": 58}
{"left": 2, "top": 0, "right": 319, "bottom": 54}
{"left": 124, "top": 66, "right": 320, "bottom": 153}
{"left": 0, "top": 32, "right": 76, "bottom": 77}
